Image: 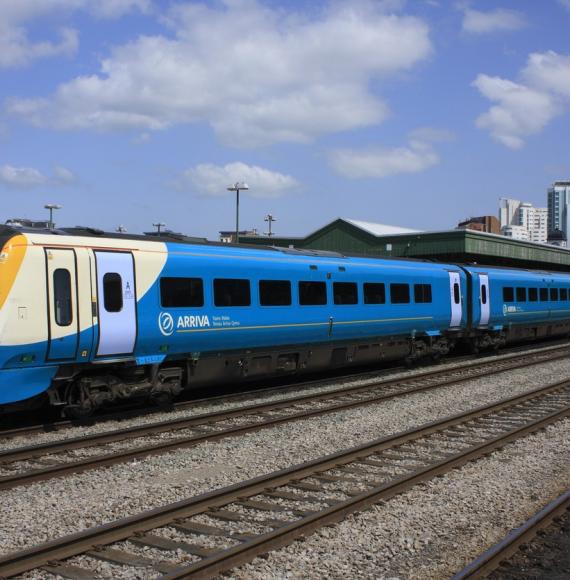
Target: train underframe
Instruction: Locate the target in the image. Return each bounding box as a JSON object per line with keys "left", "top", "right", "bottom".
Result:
{"left": 7, "top": 319, "right": 570, "bottom": 418}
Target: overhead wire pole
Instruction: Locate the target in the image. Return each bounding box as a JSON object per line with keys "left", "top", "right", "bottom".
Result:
{"left": 153, "top": 222, "right": 166, "bottom": 234}
{"left": 227, "top": 182, "right": 249, "bottom": 243}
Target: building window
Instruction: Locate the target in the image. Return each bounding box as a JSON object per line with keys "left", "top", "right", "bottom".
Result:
{"left": 54, "top": 269, "right": 72, "bottom": 326}
{"left": 390, "top": 283, "right": 410, "bottom": 304}
{"left": 214, "top": 279, "right": 251, "bottom": 307}
{"left": 528, "top": 288, "right": 538, "bottom": 302}
{"left": 259, "top": 280, "right": 291, "bottom": 306}
{"left": 299, "top": 281, "right": 327, "bottom": 305}
{"left": 161, "top": 278, "right": 203, "bottom": 307}
{"left": 333, "top": 282, "right": 358, "bottom": 305}
{"left": 414, "top": 284, "right": 432, "bottom": 303}
{"left": 503, "top": 287, "right": 514, "bottom": 302}
{"left": 103, "top": 273, "right": 123, "bottom": 312}
{"left": 550, "top": 288, "right": 559, "bottom": 301}
{"left": 516, "top": 287, "right": 526, "bottom": 302}
{"left": 540, "top": 288, "right": 548, "bottom": 301}
{"left": 363, "top": 283, "right": 386, "bottom": 304}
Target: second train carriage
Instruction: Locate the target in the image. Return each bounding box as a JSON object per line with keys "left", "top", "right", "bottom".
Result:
{"left": 1, "top": 226, "right": 570, "bottom": 417}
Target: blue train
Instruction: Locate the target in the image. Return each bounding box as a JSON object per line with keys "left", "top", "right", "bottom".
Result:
{"left": 1, "top": 226, "right": 570, "bottom": 417}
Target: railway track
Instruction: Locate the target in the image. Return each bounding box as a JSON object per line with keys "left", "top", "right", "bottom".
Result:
{"left": 453, "top": 489, "right": 570, "bottom": 579}
{"left": 3, "top": 339, "right": 569, "bottom": 440}
{"left": 1, "top": 378, "right": 569, "bottom": 578}
{"left": 1, "top": 345, "right": 569, "bottom": 491}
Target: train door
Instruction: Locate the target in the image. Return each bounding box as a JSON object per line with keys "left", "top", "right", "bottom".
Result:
{"left": 45, "top": 248, "right": 79, "bottom": 360}
{"left": 95, "top": 251, "right": 137, "bottom": 357}
{"left": 448, "top": 271, "right": 462, "bottom": 327}
{"left": 479, "top": 274, "right": 490, "bottom": 327}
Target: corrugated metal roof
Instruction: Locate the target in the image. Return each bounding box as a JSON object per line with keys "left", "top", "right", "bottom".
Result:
{"left": 344, "top": 218, "right": 419, "bottom": 236}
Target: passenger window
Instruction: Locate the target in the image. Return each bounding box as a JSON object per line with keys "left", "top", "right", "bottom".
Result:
{"left": 363, "top": 283, "right": 385, "bottom": 304}
{"left": 481, "top": 284, "right": 487, "bottom": 305}
{"left": 160, "top": 278, "right": 203, "bottom": 307}
{"left": 503, "top": 287, "right": 514, "bottom": 302}
{"left": 550, "top": 288, "right": 559, "bottom": 301}
{"left": 390, "top": 283, "right": 410, "bottom": 304}
{"left": 103, "top": 272, "right": 123, "bottom": 312}
{"left": 259, "top": 280, "right": 291, "bottom": 306}
{"left": 540, "top": 288, "right": 548, "bottom": 301}
{"left": 414, "top": 284, "right": 432, "bottom": 304}
{"left": 214, "top": 279, "right": 251, "bottom": 307}
{"left": 53, "top": 268, "right": 72, "bottom": 326}
{"left": 528, "top": 288, "right": 538, "bottom": 302}
{"left": 299, "top": 281, "right": 327, "bottom": 305}
{"left": 516, "top": 287, "right": 526, "bottom": 302}
{"left": 453, "top": 283, "right": 460, "bottom": 304}
{"left": 333, "top": 282, "right": 358, "bottom": 305}
{"left": 561, "top": 288, "right": 568, "bottom": 301}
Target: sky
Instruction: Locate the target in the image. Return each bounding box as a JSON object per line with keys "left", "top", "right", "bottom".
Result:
{"left": 1, "top": 0, "right": 570, "bottom": 239}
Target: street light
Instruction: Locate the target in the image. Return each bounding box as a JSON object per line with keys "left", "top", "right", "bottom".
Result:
{"left": 153, "top": 222, "right": 166, "bottom": 234}
{"left": 264, "top": 214, "right": 276, "bottom": 237}
{"left": 44, "top": 204, "right": 62, "bottom": 229}
{"left": 227, "top": 182, "right": 249, "bottom": 243}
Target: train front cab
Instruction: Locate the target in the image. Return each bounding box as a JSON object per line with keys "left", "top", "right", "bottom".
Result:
{"left": 0, "top": 232, "right": 145, "bottom": 413}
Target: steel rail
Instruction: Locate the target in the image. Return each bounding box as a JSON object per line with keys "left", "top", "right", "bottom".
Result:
{"left": 2, "top": 340, "right": 569, "bottom": 440}
{"left": 452, "top": 489, "right": 570, "bottom": 579}
{"left": 1, "top": 346, "right": 567, "bottom": 491}
{"left": 0, "top": 380, "right": 568, "bottom": 578}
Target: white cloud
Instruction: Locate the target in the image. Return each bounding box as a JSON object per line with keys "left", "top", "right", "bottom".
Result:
{"left": 0, "top": 0, "right": 150, "bottom": 68}
{"left": 178, "top": 162, "right": 299, "bottom": 198}
{"left": 462, "top": 8, "right": 526, "bottom": 34}
{"left": 89, "top": 0, "right": 151, "bottom": 19}
{"left": 473, "top": 51, "right": 570, "bottom": 148}
{"left": 523, "top": 51, "right": 570, "bottom": 97}
{"left": 53, "top": 165, "right": 76, "bottom": 183}
{"left": 0, "top": 165, "right": 48, "bottom": 188}
{"left": 0, "top": 164, "right": 75, "bottom": 189}
{"left": 6, "top": 1, "right": 432, "bottom": 146}
{"left": 0, "top": 25, "right": 78, "bottom": 68}
{"left": 328, "top": 130, "right": 446, "bottom": 179}
{"left": 559, "top": 0, "right": 570, "bottom": 13}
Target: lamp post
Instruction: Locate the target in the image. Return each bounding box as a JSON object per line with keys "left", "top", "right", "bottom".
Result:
{"left": 264, "top": 213, "right": 276, "bottom": 237}
{"left": 44, "top": 204, "right": 62, "bottom": 229}
{"left": 227, "top": 182, "right": 249, "bottom": 243}
{"left": 153, "top": 222, "right": 166, "bottom": 234}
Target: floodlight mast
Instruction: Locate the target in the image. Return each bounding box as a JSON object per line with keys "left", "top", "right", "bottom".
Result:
{"left": 227, "top": 182, "right": 249, "bottom": 243}
{"left": 264, "top": 213, "right": 276, "bottom": 237}
{"left": 44, "top": 204, "right": 62, "bottom": 229}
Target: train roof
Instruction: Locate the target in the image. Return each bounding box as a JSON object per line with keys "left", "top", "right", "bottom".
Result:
{"left": 4, "top": 225, "right": 570, "bottom": 277}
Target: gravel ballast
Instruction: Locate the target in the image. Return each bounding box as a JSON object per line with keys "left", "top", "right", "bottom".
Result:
{"left": 1, "top": 354, "right": 569, "bottom": 577}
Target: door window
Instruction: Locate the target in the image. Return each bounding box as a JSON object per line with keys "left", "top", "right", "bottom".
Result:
{"left": 103, "top": 272, "right": 123, "bottom": 312}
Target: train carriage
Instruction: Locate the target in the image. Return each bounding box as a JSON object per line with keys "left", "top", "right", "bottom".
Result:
{"left": 1, "top": 225, "right": 570, "bottom": 418}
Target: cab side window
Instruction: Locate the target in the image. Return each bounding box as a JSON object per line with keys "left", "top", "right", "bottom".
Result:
{"left": 54, "top": 269, "right": 72, "bottom": 326}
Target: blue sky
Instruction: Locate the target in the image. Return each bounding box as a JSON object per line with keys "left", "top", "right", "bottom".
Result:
{"left": 1, "top": 0, "right": 570, "bottom": 238}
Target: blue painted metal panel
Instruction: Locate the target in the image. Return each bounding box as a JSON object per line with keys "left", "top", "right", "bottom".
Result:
{"left": 0, "top": 366, "right": 58, "bottom": 404}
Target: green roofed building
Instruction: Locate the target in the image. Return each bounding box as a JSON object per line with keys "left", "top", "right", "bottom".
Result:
{"left": 241, "top": 218, "right": 570, "bottom": 272}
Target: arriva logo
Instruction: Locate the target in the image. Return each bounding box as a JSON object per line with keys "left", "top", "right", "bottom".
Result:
{"left": 158, "top": 312, "right": 174, "bottom": 336}
{"left": 177, "top": 315, "right": 211, "bottom": 329}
